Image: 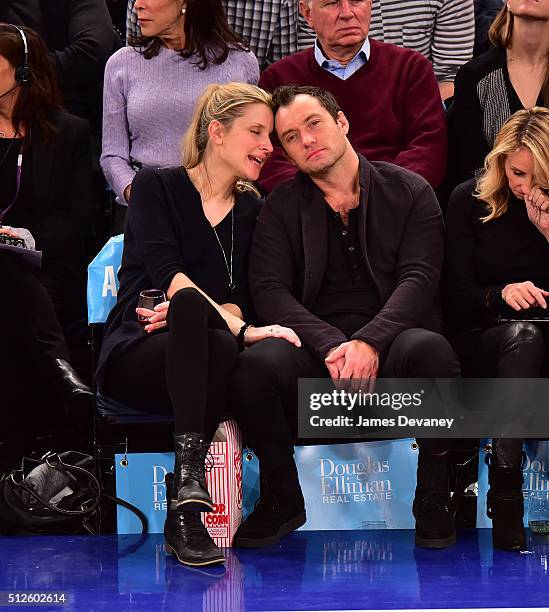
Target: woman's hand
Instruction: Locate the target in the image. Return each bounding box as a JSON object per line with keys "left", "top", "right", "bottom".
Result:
{"left": 244, "top": 324, "right": 301, "bottom": 348}
{"left": 527, "top": 185, "right": 549, "bottom": 212}
{"left": 502, "top": 281, "right": 549, "bottom": 311}
{"left": 0, "top": 226, "right": 22, "bottom": 239}
{"left": 124, "top": 183, "right": 132, "bottom": 203}
{"left": 136, "top": 301, "right": 169, "bottom": 332}
{"left": 525, "top": 185, "right": 549, "bottom": 237}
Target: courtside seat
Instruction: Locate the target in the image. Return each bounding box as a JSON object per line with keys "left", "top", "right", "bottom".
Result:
{"left": 88, "top": 237, "right": 175, "bottom": 530}
{"left": 87, "top": 237, "right": 480, "bottom": 530}
{"left": 96, "top": 391, "right": 172, "bottom": 425}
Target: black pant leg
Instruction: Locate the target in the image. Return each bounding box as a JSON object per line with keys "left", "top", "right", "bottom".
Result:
{"left": 380, "top": 327, "right": 461, "bottom": 378}
{"left": 0, "top": 252, "right": 69, "bottom": 360}
{"left": 453, "top": 322, "right": 547, "bottom": 466}
{"left": 231, "top": 338, "right": 327, "bottom": 473}
{"left": 41, "top": 258, "right": 86, "bottom": 328}
{"left": 380, "top": 328, "right": 461, "bottom": 456}
{"left": 453, "top": 322, "right": 546, "bottom": 378}
{"left": 103, "top": 288, "right": 238, "bottom": 441}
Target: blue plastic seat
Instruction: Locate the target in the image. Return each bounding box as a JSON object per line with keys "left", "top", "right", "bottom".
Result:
{"left": 87, "top": 235, "right": 173, "bottom": 426}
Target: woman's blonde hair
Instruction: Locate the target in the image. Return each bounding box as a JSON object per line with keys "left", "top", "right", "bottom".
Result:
{"left": 182, "top": 82, "right": 272, "bottom": 195}
{"left": 475, "top": 107, "right": 549, "bottom": 222}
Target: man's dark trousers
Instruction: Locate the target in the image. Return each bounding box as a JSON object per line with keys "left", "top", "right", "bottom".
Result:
{"left": 231, "top": 326, "right": 461, "bottom": 477}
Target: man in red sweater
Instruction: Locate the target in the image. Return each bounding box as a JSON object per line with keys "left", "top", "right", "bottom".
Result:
{"left": 258, "top": 0, "right": 447, "bottom": 192}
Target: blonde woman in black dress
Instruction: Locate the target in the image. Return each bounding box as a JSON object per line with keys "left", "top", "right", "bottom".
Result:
{"left": 97, "top": 82, "right": 300, "bottom": 567}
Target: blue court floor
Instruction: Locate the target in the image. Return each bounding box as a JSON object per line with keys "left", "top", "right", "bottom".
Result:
{"left": 1, "top": 529, "right": 549, "bottom": 611}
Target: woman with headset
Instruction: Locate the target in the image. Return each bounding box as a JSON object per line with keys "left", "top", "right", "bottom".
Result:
{"left": 0, "top": 24, "right": 95, "bottom": 427}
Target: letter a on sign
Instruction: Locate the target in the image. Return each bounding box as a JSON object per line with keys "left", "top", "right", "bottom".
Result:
{"left": 102, "top": 265, "right": 118, "bottom": 297}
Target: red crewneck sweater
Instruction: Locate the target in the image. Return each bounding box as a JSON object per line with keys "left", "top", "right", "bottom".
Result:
{"left": 258, "top": 39, "right": 447, "bottom": 192}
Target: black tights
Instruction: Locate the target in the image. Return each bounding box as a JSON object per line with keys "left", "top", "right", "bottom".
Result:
{"left": 453, "top": 322, "right": 549, "bottom": 468}
{"left": 103, "top": 288, "right": 238, "bottom": 442}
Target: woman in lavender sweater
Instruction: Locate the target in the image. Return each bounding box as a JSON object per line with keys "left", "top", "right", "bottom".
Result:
{"left": 100, "top": 0, "right": 259, "bottom": 230}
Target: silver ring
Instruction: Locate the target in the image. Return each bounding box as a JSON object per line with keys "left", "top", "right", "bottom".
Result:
{"left": 269, "top": 327, "right": 274, "bottom": 332}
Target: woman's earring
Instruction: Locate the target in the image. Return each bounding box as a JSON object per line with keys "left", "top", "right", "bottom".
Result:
{"left": 181, "top": 6, "right": 186, "bottom": 14}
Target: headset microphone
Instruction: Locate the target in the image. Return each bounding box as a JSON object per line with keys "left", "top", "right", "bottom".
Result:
{"left": 0, "top": 27, "right": 30, "bottom": 100}
{"left": 9, "top": 25, "right": 31, "bottom": 85}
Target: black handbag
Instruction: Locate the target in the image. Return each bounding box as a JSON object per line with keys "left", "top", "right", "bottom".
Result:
{"left": 0, "top": 451, "right": 147, "bottom": 535}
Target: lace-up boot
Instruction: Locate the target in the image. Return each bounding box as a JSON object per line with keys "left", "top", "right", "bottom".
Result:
{"left": 173, "top": 433, "right": 213, "bottom": 512}
{"left": 164, "top": 473, "right": 224, "bottom": 566}
{"left": 413, "top": 453, "right": 456, "bottom": 549}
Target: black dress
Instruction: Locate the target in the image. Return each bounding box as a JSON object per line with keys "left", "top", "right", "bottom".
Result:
{"left": 96, "top": 167, "right": 262, "bottom": 436}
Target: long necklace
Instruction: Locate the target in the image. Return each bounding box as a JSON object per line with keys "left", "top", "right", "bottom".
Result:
{"left": 211, "top": 208, "right": 235, "bottom": 293}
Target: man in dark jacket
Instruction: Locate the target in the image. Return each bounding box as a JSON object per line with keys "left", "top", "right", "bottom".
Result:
{"left": 0, "top": 0, "right": 121, "bottom": 140}
{"left": 231, "top": 85, "right": 461, "bottom": 551}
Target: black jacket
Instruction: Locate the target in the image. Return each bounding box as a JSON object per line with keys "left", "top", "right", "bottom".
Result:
{"left": 444, "top": 179, "right": 549, "bottom": 333}
{"left": 5, "top": 110, "right": 96, "bottom": 262}
{"left": 447, "top": 46, "right": 544, "bottom": 191}
{"left": 249, "top": 155, "right": 444, "bottom": 359}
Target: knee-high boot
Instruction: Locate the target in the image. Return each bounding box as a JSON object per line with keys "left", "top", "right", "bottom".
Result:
{"left": 486, "top": 438, "right": 525, "bottom": 551}
{"left": 51, "top": 359, "right": 94, "bottom": 420}
{"left": 413, "top": 452, "right": 456, "bottom": 549}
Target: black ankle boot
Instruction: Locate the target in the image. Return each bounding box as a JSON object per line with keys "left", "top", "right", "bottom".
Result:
{"left": 173, "top": 433, "right": 214, "bottom": 512}
{"left": 164, "top": 473, "right": 224, "bottom": 567}
{"left": 233, "top": 466, "right": 306, "bottom": 548}
{"left": 486, "top": 451, "right": 525, "bottom": 551}
{"left": 413, "top": 454, "right": 456, "bottom": 549}
{"left": 53, "top": 359, "right": 94, "bottom": 420}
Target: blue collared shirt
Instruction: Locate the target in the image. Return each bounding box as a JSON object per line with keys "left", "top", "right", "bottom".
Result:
{"left": 313, "top": 37, "right": 370, "bottom": 80}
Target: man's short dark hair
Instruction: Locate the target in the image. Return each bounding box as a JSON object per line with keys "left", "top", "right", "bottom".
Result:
{"left": 271, "top": 86, "right": 341, "bottom": 122}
